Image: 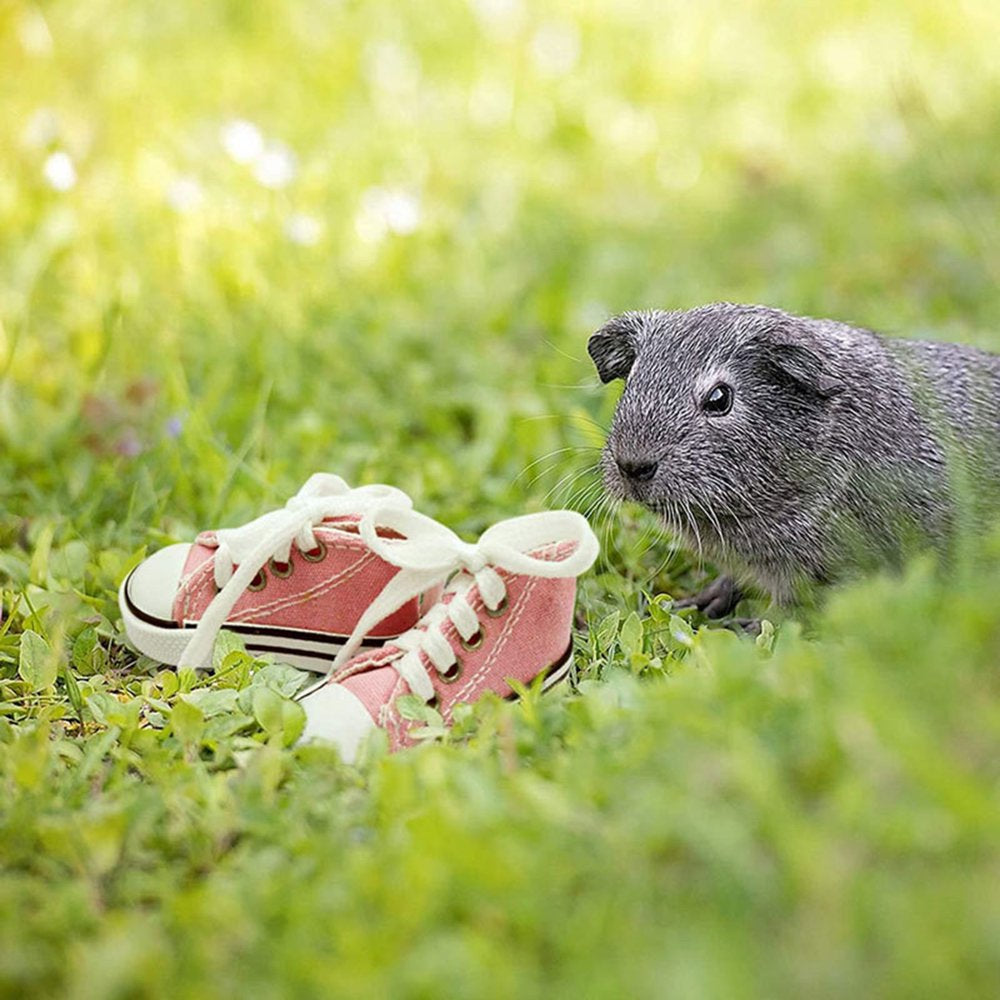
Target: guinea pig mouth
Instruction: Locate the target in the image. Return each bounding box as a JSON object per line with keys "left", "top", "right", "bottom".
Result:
{"left": 603, "top": 460, "right": 690, "bottom": 523}
{"left": 601, "top": 447, "right": 731, "bottom": 544}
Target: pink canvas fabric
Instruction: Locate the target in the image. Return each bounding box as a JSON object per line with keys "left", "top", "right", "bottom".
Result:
{"left": 297, "top": 506, "right": 600, "bottom": 756}
{"left": 172, "top": 519, "right": 425, "bottom": 639}
{"left": 336, "top": 548, "right": 579, "bottom": 752}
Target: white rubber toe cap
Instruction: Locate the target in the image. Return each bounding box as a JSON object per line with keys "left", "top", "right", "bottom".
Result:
{"left": 119, "top": 543, "right": 198, "bottom": 665}
{"left": 298, "top": 683, "right": 376, "bottom": 764}
{"left": 123, "top": 543, "right": 193, "bottom": 622}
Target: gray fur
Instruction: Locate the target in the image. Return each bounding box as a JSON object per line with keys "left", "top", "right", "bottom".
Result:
{"left": 588, "top": 303, "right": 1000, "bottom": 603}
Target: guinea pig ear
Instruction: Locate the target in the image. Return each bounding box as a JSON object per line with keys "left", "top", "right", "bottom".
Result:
{"left": 757, "top": 339, "right": 846, "bottom": 399}
{"left": 587, "top": 314, "right": 646, "bottom": 383}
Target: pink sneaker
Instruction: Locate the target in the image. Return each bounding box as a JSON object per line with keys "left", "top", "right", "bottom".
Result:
{"left": 119, "top": 474, "right": 439, "bottom": 671}
{"left": 298, "top": 505, "right": 600, "bottom": 761}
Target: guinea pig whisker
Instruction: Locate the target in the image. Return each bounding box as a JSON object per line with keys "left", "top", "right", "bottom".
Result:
{"left": 514, "top": 411, "right": 610, "bottom": 437}
{"left": 566, "top": 481, "right": 601, "bottom": 521}
{"left": 539, "top": 380, "right": 605, "bottom": 391}
{"left": 540, "top": 466, "right": 590, "bottom": 505}
{"left": 600, "top": 497, "right": 621, "bottom": 566}
{"left": 521, "top": 411, "right": 611, "bottom": 437}
{"left": 582, "top": 486, "right": 612, "bottom": 523}
{"left": 568, "top": 478, "right": 606, "bottom": 515}
{"left": 596, "top": 494, "right": 627, "bottom": 566}
{"left": 514, "top": 446, "right": 597, "bottom": 488}
{"left": 580, "top": 490, "right": 602, "bottom": 528}
{"left": 572, "top": 414, "right": 612, "bottom": 435}
{"left": 648, "top": 533, "right": 683, "bottom": 587}
{"left": 648, "top": 500, "right": 686, "bottom": 578}
{"left": 513, "top": 411, "right": 595, "bottom": 424}
{"left": 588, "top": 494, "right": 612, "bottom": 555}
{"left": 627, "top": 516, "right": 660, "bottom": 568}
{"left": 544, "top": 463, "right": 602, "bottom": 508}
{"left": 692, "top": 496, "right": 727, "bottom": 548}
{"left": 542, "top": 338, "right": 588, "bottom": 365}
{"left": 666, "top": 500, "right": 687, "bottom": 552}
{"left": 680, "top": 497, "right": 704, "bottom": 566}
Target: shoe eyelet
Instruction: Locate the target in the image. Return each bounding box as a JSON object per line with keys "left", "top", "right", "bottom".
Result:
{"left": 248, "top": 569, "right": 267, "bottom": 592}
{"left": 269, "top": 557, "right": 293, "bottom": 579}
{"left": 439, "top": 658, "right": 463, "bottom": 684}
{"left": 301, "top": 539, "right": 327, "bottom": 563}
{"left": 459, "top": 626, "right": 484, "bottom": 652}
{"left": 485, "top": 595, "right": 508, "bottom": 618}
{"left": 428, "top": 693, "right": 440, "bottom": 708}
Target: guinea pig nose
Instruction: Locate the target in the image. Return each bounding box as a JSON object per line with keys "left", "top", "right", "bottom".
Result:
{"left": 617, "top": 458, "right": 659, "bottom": 483}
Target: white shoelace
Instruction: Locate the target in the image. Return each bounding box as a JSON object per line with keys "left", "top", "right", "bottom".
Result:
{"left": 304, "top": 506, "right": 600, "bottom": 702}
{"left": 181, "top": 474, "right": 412, "bottom": 668}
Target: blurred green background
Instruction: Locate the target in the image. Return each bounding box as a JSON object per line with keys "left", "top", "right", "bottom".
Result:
{"left": 4, "top": 0, "right": 999, "bottom": 527}
{"left": 2, "top": 1, "right": 1000, "bottom": 997}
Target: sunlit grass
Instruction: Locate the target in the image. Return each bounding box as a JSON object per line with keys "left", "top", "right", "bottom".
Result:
{"left": 2, "top": 0, "right": 1000, "bottom": 995}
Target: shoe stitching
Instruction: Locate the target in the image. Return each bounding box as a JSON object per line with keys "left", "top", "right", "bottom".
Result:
{"left": 228, "top": 550, "right": 376, "bottom": 621}
{"left": 451, "top": 575, "right": 537, "bottom": 703}
{"left": 335, "top": 646, "right": 403, "bottom": 681}
{"left": 178, "top": 534, "right": 372, "bottom": 622}
{"left": 388, "top": 678, "right": 410, "bottom": 748}
{"left": 378, "top": 677, "right": 406, "bottom": 739}
{"left": 225, "top": 537, "right": 368, "bottom": 615}
{"left": 180, "top": 560, "right": 215, "bottom": 620}
{"left": 231, "top": 529, "right": 370, "bottom": 615}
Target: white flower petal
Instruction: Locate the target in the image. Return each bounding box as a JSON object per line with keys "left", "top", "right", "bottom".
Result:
{"left": 166, "top": 176, "right": 205, "bottom": 213}
{"left": 43, "top": 151, "right": 76, "bottom": 192}
{"left": 285, "top": 213, "right": 322, "bottom": 246}
{"left": 530, "top": 20, "right": 581, "bottom": 77}
{"left": 254, "top": 143, "right": 297, "bottom": 189}
{"left": 220, "top": 119, "right": 265, "bottom": 164}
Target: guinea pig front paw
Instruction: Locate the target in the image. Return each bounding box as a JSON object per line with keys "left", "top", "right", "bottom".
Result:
{"left": 675, "top": 574, "right": 743, "bottom": 618}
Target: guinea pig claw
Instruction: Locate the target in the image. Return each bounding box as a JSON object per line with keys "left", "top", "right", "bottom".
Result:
{"left": 676, "top": 574, "right": 743, "bottom": 619}
{"left": 725, "top": 616, "right": 762, "bottom": 638}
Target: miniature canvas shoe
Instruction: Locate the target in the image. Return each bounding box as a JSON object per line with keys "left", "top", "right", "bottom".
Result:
{"left": 298, "top": 505, "right": 600, "bottom": 761}
{"left": 119, "top": 474, "right": 440, "bottom": 671}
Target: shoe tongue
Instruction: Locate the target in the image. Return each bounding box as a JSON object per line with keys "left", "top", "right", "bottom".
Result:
{"left": 341, "top": 666, "right": 401, "bottom": 717}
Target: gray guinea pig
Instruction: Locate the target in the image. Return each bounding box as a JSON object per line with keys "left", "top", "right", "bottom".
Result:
{"left": 588, "top": 302, "right": 1000, "bottom": 614}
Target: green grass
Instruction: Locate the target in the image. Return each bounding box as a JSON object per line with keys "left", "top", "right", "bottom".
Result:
{"left": 3, "top": 0, "right": 1000, "bottom": 996}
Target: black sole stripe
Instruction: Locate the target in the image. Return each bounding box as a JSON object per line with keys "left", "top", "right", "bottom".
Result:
{"left": 123, "top": 570, "right": 396, "bottom": 649}
{"left": 182, "top": 622, "right": 390, "bottom": 650}
{"left": 242, "top": 641, "right": 342, "bottom": 662}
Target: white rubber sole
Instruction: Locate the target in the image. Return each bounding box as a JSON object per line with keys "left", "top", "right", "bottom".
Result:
{"left": 540, "top": 651, "right": 573, "bottom": 691}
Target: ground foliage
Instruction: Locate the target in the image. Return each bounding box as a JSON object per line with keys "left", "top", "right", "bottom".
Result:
{"left": 2, "top": 0, "right": 1000, "bottom": 996}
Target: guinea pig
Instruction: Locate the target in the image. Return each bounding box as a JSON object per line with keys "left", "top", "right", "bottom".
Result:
{"left": 588, "top": 302, "right": 1000, "bottom": 613}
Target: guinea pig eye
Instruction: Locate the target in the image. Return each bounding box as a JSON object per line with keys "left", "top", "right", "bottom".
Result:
{"left": 702, "top": 383, "right": 734, "bottom": 416}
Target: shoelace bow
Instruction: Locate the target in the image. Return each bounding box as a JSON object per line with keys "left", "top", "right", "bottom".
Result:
{"left": 305, "top": 506, "right": 600, "bottom": 702}
{"left": 182, "top": 474, "right": 412, "bottom": 668}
